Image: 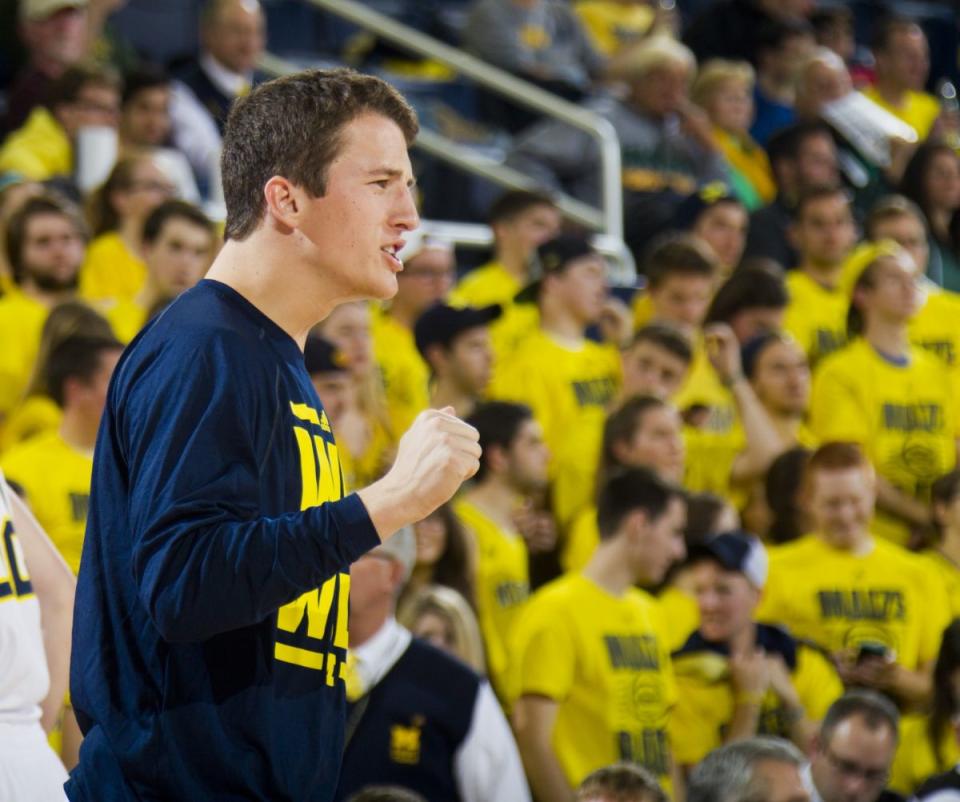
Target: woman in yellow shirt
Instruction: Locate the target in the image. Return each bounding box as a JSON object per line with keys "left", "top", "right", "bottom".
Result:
{"left": 80, "top": 155, "right": 176, "bottom": 303}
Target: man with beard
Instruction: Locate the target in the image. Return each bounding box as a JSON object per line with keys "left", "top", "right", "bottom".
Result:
{"left": 0, "top": 193, "right": 87, "bottom": 424}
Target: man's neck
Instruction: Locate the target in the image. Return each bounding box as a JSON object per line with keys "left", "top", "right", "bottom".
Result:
{"left": 583, "top": 540, "right": 636, "bottom": 596}
{"left": 28, "top": 54, "right": 68, "bottom": 81}
{"left": 874, "top": 76, "right": 908, "bottom": 108}
{"left": 387, "top": 299, "right": 419, "bottom": 332}
{"left": 801, "top": 259, "right": 843, "bottom": 290}
{"left": 430, "top": 378, "right": 476, "bottom": 420}
{"left": 348, "top": 607, "right": 392, "bottom": 649}
{"left": 119, "top": 218, "right": 144, "bottom": 260}
{"left": 466, "top": 478, "right": 522, "bottom": 531}
{"left": 495, "top": 244, "right": 529, "bottom": 283}
{"left": 22, "top": 280, "right": 74, "bottom": 309}
{"left": 865, "top": 320, "right": 910, "bottom": 360}
{"left": 206, "top": 236, "right": 349, "bottom": 347}
{"left": 540, "top": 302, "right": 587, "bottom": 343}
{"left": 59, "top": 409, "right": 98, "bottom": 454}
{"left": 768, "top": 407, "right": 802, "bottom": 443}
{"left": 819, "top": 530, "right": 873, "bottom": 557}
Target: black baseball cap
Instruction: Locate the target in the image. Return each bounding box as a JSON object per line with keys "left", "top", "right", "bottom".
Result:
{"left": 672, "top": 182, "right": 742, "bottom": 230}
{"left": 304, "top": 336, "right": 350, "bottom": 375}
{"left": 414, "top": 303, "right": 502, "bottom": 358}
{"left": 515, "top": 234, "right": 599, "bottom": 304}
{"left": 688, "top": 530, "right": 768, "bottom": 588}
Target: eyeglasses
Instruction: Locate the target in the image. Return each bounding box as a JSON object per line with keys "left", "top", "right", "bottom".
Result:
{"left": 823, "top": 745, "right": 889, "bottom": 784}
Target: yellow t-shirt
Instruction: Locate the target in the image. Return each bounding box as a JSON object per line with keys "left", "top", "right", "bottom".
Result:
{"left": 632, "top": 292, "right": 654, "bottom": 331}
{"left": 757, "top": 534, "right": 949, "bottom": 672}
{"left": 489, "top": 329, "right": 621, "bottom": 477}
{"left": 810, "top": 338, "right": 960, "bottom": 545}
{"left": 574, "top": 0, "right": 655, "bottom": 55}
{"left": 670, "top": 626, "right": 843, "bottom": 768}
{"left": 656, "top": 585, "right": 700, "bottom": 654}
{"left": 909, "top": 286, "right": 960, "bottom": 380}
{"left": 512, "top": 573, "right": 676, "bottom": 793}
{"left": 1, "top": 429, "right": 92, "bottom": 573}
{"left": 0, "top": 289, "right": 48, "bottom": 419}
{"left": 79, "top": 232, "right": 148, "bottom": 304}
{"left": 862, "top": 86, "right": 941, "bottom": 141}
{"left": 0, "top": 395, "right": 61, "bottom": 454}
{"left": 889, "top": 713, "right": 960, "bottom": 795}
{"left": 103, "top": 297, "right": 149, "bottom": 344}
{"left": 922, "top": 549, "right": 960, "bottom": 618}
{"left": 0, "top": 107, "right": 71, "bottom": 180}
{"left": 783, "top": 272, "right": 849, "bottom": 367}
{"left": 453, "top": 498, "right": 529, "bottom": 707}
{"left": 563, "top": 504, "right": 600, "bottom": 573}
{"left": 371, "top": 307, "right": 430, "bottom": 436}
{"left": 449, "top": 260, "right": 522, "bottom": 309}
{"left": 336, "top": 414, "right": 396, "bottom": 494}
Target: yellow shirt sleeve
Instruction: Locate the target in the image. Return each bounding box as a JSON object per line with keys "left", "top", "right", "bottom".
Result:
{"left": 793, "top": 643, "right": 843, "bottom": 723}
{"left": 809, "top": 352, "right": 871, "bottom": 444}
{"left": 513, "top": 596, "right": 577, "bottom": 702}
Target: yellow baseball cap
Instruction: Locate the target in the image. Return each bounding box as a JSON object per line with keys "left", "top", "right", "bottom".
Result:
{"left": 20, "top": 0, "right": 87, "bottom": 22}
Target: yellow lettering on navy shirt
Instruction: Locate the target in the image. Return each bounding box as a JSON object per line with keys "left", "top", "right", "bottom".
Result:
{"left": 0, "top": 517, "right": 33, "bottom": 602}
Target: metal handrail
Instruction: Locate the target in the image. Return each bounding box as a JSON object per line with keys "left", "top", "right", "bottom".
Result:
{"left": 302, "top": 0, "right": 624, "bottom": 244}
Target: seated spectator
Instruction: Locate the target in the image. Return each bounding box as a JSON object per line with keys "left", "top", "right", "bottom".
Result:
{"left": 692, "top": 61, "right": 776, "bottom": 209}
{"left": 811, "top": 246, "right": 959, "bottom": 546}
{"left": 783, "top": 186, "right": 859, "bottom": 366}
{"left": 758, "top": 443, "right": 950, "bottom": 707}
{"left": 805, "top": 691, "right": 905, "bottom": 802}
{"left": 862, "top": 18, "right": 940, "bottom": 142}
{"left": 464, "top": 0, "right": 606, "bottom": 103}
{"left": 1, "top": 299, "right": 113, "bottom": 452}
{"left": 398, "top": 585, "right": 486, "bottom": 674}
{"left": 80, "top": 155, "right": 176, "bottom": 304}
{"left": 334, "top": 528, "right": 530, "bottom": 802}
{"left": 414, "top": 303, "right": 500, "bottom": 419}
{"left": 670, "top": 184, "right": 750, "bottom": 276}
{"left": 450, "top": 189, "right": 561, "bottom": 310}
{"left": 683, "top": 0, "right": 814, "bottom": 65}
{"left": 671, "top": 531, "right": 843, "bottom": 772}
{"left": 3, "top": 0, "right": 91, "bottom": 134}
{"left": 899, "top": 144, "right": 960, "bottom": 292}
{"left": 0, "top": 177, "right": 44, "bottom": 291}
{"left": 576, "top": 762, "right": 667, "bottom": 802}
{"left": 574, "top": 1, "right": 659, "bottom": 58}
{"left": 743, "top": 121, "right": 840, "bottom": 269}
{"left": 1, "top": 333, "right": 123, "bottom": 574}
{"left": 105, "top": 199, "right": 214, "bottom": 342}
{"left": 686, "top": 736, "right": 810, "bottom": 802}
{"left": 506, "top": 35, "right": 727, "bottom": 235}
{"left": 512, "top": 468, "right": 686, "bottom": 797}
{"left": 889, "top": 620, "right": 960, "bottom": 794}
{"left": 0, "top": 193, "right": 87, "bottom": 423}
{"left": 314, "top": 302, "right": 397, "bottom": 490}
{"left": 455, "top": 402, "right": 549, "bottom": 706}
{"left": 372, "top": 231, "right": 454, "bottom": 435}
{"left": 0, "top": 62, "right": 121, "bottom": 182}
{"left": 750, "top": 19, "right": 814, "bottom": 146}
{"left": 620, "top": 323, "right": 694, "bottom": 403}
{"left": 402, "top": 504, "right": 475, "bottom": 610}
{"left": 563, "top": 395, "right": 686, "bottom": 571}
{"left": 0, "top": 472, "right": 76, "bottom": 801}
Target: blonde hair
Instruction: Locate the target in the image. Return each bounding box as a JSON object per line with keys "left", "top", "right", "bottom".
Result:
{"left": 397, "top": 585, "right": 486, "bottom": 674}
{"left": 691, "top": 59, "right": 756, "bottom": 108}
{"left": 615, "top": 34, "right": 695, "bottom": 81}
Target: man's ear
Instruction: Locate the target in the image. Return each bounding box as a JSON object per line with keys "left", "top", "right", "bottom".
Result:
{"left": 263, "top": 176, "right": 301, "bottom": 232}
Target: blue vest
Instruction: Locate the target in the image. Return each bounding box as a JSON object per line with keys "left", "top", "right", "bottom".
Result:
{"left": 335, "top": 638, "right": 481, "bottom": 802}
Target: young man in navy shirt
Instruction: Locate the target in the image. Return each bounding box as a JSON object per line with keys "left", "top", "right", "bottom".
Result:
{"left": 66, "top": 68, "right": 481, "bottom": 801}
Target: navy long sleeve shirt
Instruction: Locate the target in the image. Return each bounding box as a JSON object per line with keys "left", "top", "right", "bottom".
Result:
{"left": 66, "top": 280, "right": 380, "bottom": 801}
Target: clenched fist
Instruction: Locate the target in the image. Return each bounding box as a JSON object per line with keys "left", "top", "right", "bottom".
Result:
{"left": 357, "top": 407, "right": 481, "bottom": 540}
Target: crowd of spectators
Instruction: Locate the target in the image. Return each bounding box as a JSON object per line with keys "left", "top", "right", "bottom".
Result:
{"left": 5, "top": 0, "right": 960, "bottom": 800}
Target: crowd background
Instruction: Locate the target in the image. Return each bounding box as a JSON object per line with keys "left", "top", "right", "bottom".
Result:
{"left": 4, "top": 0, "right": 960, "bottom": 800}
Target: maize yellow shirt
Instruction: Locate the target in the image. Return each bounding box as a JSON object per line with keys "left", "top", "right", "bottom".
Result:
{"left": 670, "top": 624, "right": 843, "bottom": 768}
{"left": 656, "top": 584, "right": 700, "bottom": 654}
{"left": 1, "top": 429, "right": 92, "bottom": 573}
{"left": 0, "top": 107, "right": 71, "bottom": 180}
{"left": 0, "top": 396, "right": 61, "bottom": 454}
{"left": 889, "top": 713, "right": 960, "bottom": 795}
{"left": 512, "top": 573, "right": 676, "bottom": 794}
{"left": 783, "top": 271, "right": 849, "bottom": 367}
{"left": 921, "top": 549, "right": 960, "bottom": 618}
{"left": 810, "top": 339, "right": 960, "bottom": 545}
{"left": 449, "top": 260, "right": 521, "bottom": 308}
{"left": 371, "top": 307, "right": 430, "bottom": 436}
{"left": 910, "top": 285, "right": 960, "bottom": 380}
{"left": 103, "top": 297, "right": 149, "bottom": 344}
{"left": 0, "top": 289, "right": 48, "bottom": 419}
{"left": 757, "top": 534, "right": 950, "bottom": 672}
{"left": 862, "top": 86, "right": 940, "bottom": 141}
{"left": 454, "top": 498, "right": 529, "bottom": 707}
{"left": 79, "top": 232, "right": 148, "bottom": 304}
{"left": 574, "top": 0, "right": 655, "bottom": 55}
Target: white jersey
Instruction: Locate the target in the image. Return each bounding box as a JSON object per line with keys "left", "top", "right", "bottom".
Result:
{"left": 0, "top": 470, "right": 48, "bottom": 724}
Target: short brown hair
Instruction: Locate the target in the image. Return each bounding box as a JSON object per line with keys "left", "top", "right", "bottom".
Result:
{"left": 802, "top": 441, "right": 871, "bottom": 495}
{"left": 576, "top": 762, "right": 668, "bottom": 802}
{"left": 221, "top": 68, "right": 419, "bottom": 241}
{"left": 48, "top": 62, "right": 122, "bottom": 109}
{"left": 644, "top": 233, "right": 716, "bottom": 289}
{"left": 6, "top": 193, "right": 87, "bottom": 281}
{"left": 865, "top": 194, "right": 927, "bottom": 240}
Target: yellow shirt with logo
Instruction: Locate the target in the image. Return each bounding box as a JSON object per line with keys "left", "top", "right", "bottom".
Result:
{"left": 79, "top": 232, "right": 149, "bottom": 304}
{"left": 670, "top": 627, "right": 843, "bottom": 768}
{"left": 1, "top": 430, "right": 92, "bottom": 574}
{"left": 757, "top": 534, "right": 949, "bottom": 672}
{"left": 783, "top": 272, "right": 849, "bottom": 367}
{"left": 810, "top": 338, "right": 960, "bottom": 545}
{"left": 889, "top": 713, "right": 960, "bottom": 795}
{"left": 453, "top": 498, "right": 529, "bottom": 707}
{"left": 371, "top": 307, "right": 431, "bottom": 437}
{"left": 512, "top": 573, "right": 676, "bottom": 793}
{"left": 490, "top": 329, "right": 621, "bottom": 478}
{"left": 862, "top": 86, "right": 940, "bottom": 141}
{"left": 0, "top": 289, "right": 48, "bottom": 420}
{"left": 449, "top": 260, "right": 522, "bottom": 309}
